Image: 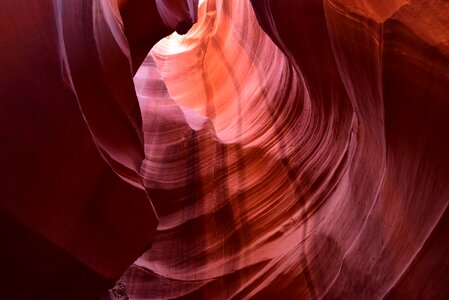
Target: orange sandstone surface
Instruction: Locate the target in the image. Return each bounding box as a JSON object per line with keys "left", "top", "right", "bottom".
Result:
{"left": 0, "top": 0, "right": 448, "bottom": 299}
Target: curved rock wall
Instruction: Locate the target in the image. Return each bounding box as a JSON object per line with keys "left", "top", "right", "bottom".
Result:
{"left": 113, "top": 0, "right": 449, "bottom": 299}
{"left": 0, "top": 0, "right": 194, "bottom": 298}
{"left": 1, "top": 0, "right": 448, "bottom": 299}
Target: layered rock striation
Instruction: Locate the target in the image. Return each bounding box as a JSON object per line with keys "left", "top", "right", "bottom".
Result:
{"left": 1, "top": 0, "right": 448, "bottom": 299}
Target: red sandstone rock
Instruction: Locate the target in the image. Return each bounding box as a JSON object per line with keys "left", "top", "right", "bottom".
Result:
{"left": 114, "top": 0, "right": 449, "bottom": 298}
{"left": 0, "top": 0, "right": 191, "bottom": 298}
{"left": 1, "top": 0, "right": 448, "bottom": 299}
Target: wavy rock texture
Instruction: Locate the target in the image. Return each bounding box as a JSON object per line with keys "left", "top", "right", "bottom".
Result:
{"left": 0, "top": 0, "right": 195, "bottom": 299}
{"left": 1, "top": 0, "right": 448, "bottom": 299}
{"left": 106, "top": 0, "right": 449, "bottom": 299}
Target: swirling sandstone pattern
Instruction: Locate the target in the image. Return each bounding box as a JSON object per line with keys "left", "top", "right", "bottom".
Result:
{"left": 110, "top": 0, "right": 449, "bottom": 298}
{"left": 1, "top": 0, "right": 448, "bottom": 299}
{"left": 0, "top": 0, "right": 195, "bottom": 298}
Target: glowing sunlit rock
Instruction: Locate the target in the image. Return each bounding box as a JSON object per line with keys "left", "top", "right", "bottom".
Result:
{"left": 1, "top": 0, "right": 448, "bottom": 299}
{"left": 111, "top": 0, "right": 449, "bottom": 298}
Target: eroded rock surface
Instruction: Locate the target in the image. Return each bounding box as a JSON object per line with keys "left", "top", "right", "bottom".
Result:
{"left": 1, "top": 0, "right": 448, "bottom": 299}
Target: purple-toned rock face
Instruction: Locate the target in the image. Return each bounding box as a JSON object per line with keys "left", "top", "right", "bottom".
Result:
{"left": 1, "top": 0, "right": 448, "bottom": 299}
{"left": 155, "top": 0, "right": 199, "bottom": 33}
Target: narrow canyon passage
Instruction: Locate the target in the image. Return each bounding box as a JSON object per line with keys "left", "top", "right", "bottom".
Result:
{"left": 111, "top": 0, "right": 449, "bottom": 298}
{"left": 0, "top": 0, "right": 448, "bottom": 299}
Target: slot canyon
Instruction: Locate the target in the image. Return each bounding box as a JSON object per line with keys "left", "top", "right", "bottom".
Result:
{"left": 1, "top": 0, "right": 449, "bottom": 299}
